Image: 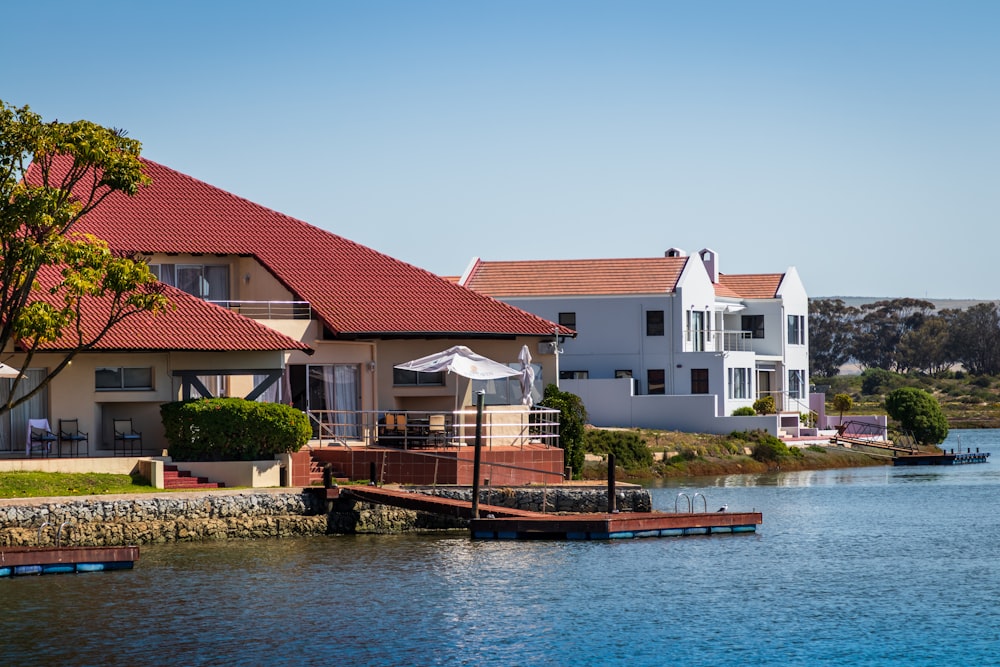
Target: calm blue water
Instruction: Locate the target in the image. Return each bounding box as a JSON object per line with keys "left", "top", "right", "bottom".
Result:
{"left": 3, "top": 430, "right": 1000, "bottom": 666}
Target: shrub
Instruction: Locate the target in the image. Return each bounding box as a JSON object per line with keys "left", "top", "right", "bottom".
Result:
{"left": 161, "top": 398, "right": 312, "bottom": 461}
{"left": 539, "top": 385, "right": 588, "bottom": 478}
{"left": 732, "top": 406, "right": 756, "bottom": 416}
{"left": 884, "top": 387, "right": 949, "bottom": 445}
{"left": 584, "top": 429, "right": 654, "bottom": 470}
{"left": 861, "top": 368, "right": 896, "bottom": 396}
{"left": 753, "top": 396, "right": 775, "bottom": 415}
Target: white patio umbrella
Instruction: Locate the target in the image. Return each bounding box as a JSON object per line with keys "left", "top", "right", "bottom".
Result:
{"left": 518, "top": 344, "right": 535, "bottom": 406}
{"left": 395, "top": 345, "right": 520, "bottom": 409}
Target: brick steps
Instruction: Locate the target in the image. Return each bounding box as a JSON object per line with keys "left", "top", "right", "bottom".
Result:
{"left": 309, "top": 457, "right": 348, "bottom": 486}
{"left": 164, "top": 464, "right": 225, "bottom": 490}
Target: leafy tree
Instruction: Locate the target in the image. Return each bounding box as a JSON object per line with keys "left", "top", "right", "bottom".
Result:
{"left": 583, "top": 429, "right": 653, "bottom": 470}
{"left": 539, "top": 384, "right": 587, "bottom": 478}
{"left": 896, "top": 315, "right": 953, "bottom": 375}
{"left": 0, "top": 101, "right": 168, "bottom": 414}
{"left": 808, "top": 298, "right": 859, "bottom": 377}
{"left": 884, "top": 387, "right": 948, "bottom": 445}
{"left": 945, "top": 303, "right": 1000, "bottom": 376}
{"left": 853, "top": 299, "right": 936, "bottom": 371}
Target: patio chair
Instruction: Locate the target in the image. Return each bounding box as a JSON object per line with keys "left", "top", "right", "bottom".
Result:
{"left": 113, "top": 419, "right": 142, "bottom": 456}
{"left": 58, "top": 419, "right": 89, "bottom": 457}
{"left": 28, "top": 420, "right": 57, "bottom": 457}
{"left": 428, "top": 414, "right": 449, "bottom": 446}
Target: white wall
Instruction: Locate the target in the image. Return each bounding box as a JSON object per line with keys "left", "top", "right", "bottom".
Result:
{"left": 563, "top": 378, "right": 781, "bottom": 436}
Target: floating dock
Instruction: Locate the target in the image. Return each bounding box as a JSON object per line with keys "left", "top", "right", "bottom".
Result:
{"left": 0, "top": 545, "right": 139, "bottom": 577}
{"left": 470, "top": 511, "right": 762, "bottom": 540}
{"left": 893, "top": 450, "right": 990, "bottom": 466}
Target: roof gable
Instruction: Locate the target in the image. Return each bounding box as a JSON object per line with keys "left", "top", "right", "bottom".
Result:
{"left": 27, "top": 157, "right": 564, "bottom": 338}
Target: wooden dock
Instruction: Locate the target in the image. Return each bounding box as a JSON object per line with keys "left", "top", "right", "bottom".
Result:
{"left": 340, "top": 485, "right": 762, "bottom": 540}
{"left": 0, "top": 545, "right": 139, "bottom": 577}
{"left": 469, "top": 511, "right": 762, "bottom": 540}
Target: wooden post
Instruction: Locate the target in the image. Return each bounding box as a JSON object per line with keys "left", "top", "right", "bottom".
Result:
{"left": 607, "top": 453, "right": 617, "bottom": 514}
{"left": 471, "top": 390, "right": 485, "bottom": 519}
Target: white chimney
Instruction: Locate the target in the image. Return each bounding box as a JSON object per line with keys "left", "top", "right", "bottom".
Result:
{"left": 699, "top": 248, "right": 719, "bottom": 283}
{"left": 665, "top": 247, "right": 687, "bottom": 258}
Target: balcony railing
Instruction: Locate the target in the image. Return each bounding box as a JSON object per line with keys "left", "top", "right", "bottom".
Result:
{"left": 306, "top": 408, "right": 562, "bottom": 451}
{"left": 686, "top": 329, "right": 762, "bottom": 353}
{"left": 208, "top": 300, "right": 312, "bottom": 320}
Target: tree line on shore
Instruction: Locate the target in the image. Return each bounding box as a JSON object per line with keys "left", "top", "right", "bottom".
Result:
{"left": 809, "top": 297, "right": 1000, "bottom": 377}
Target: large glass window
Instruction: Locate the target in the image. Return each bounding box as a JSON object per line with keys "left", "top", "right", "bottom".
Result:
{"left": 473, "top": 363, "right": 543, "bottom": 406}
{"left": 689, "top": 310, "right": 706, "bottom": 351}
{"left": 728, "top": 367, "right": 751, "bottom": 399}
{"left": 96, "top": 367, "right": 153, "bottom": 391}
{"left": 742, "top": 315, "right": 765, "bottom": 339}
{"left": 788, "top": 369, "right": 805, "bottom": 399}
{"left": 787, "top": 315, "right": 805, "bottom": 345}
{"left": 289, "top": 364, "right": 361, "bottom": 438}
{"left": 646, "top": 310, "right": 664, "bottom": 336}
{"left": 151, "top": 263, "right": 230, "bottom": 301}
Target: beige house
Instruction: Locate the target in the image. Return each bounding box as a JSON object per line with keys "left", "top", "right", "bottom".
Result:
{"left": 12, "top": 157, "right": 568, "bottom": 455}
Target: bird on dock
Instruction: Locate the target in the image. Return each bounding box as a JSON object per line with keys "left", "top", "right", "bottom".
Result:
{"left": 717, "top": 504, "right": 728, "bottom": 512}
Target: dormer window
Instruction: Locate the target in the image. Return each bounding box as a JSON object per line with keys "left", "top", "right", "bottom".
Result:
{"left": 150, "top": 263, "right": 230, "bottom": 302}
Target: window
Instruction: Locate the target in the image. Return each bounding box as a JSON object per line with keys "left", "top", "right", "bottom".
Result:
{"left": 96, "top": 367, "right": 153, "bottom": 391}
{"left": 392, "top": 369, "right": 445, "bottom": 386}
{"left": 646, "top": 310, "right": 664, "bottom": 336}
{"left": 559, "top": 370, "right": 589, "bottom": 380}
{"left": 787, "top": 315, "right": 805, "bottom": 345}
{"left": 647, "top": 369, "right": 665, "bottom": 395}
{"left": 691, "top": 368, "right": 709, "bottom": 394}
{"left": 689, "top": 310, "right": 706, "bottom": 351}
{"left": 614, "top": 370, "right": 633, "bottom": 379}
{"left": 728, "top": 367, "right": 751, "bottom": 399}
{"left": 742, "top": 315, "right": 765, "bottom": 339}
{"left": 788, "top": 369, "right": 805, "bottom": 399}
{"left": 151, "top": 263, "right": 230, "bottom": 301}
{"left": 558, "top": 312, "right": 576, "bottom": 329}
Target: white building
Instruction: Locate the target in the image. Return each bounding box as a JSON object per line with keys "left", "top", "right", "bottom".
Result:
{"left": 460, "top": 248, "right": 810, "bottom": 436}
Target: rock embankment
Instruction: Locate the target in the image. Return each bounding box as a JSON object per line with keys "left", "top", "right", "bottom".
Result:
{"left": 0, "top": 485, "right": 655, "bottom": 546}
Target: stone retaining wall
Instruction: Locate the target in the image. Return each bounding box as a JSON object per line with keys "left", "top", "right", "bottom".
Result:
{"left": 0, "top": 485, "right": 654, "bottom": 546}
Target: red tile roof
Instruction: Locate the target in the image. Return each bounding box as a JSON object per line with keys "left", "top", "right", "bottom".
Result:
{"left": 463, "top": 257, "right": 785, "bottom": 300}
{"left": 28, "top": 266, "right": 311, "bottom": 353}
{"left": 27, "top": 158, "right": 565, "bottom": 338}
{"left": 717, "top": 274, "right": 784, "bottom": 299}
{"left": 462, "top": 257, "right": 689, "bottom": 296}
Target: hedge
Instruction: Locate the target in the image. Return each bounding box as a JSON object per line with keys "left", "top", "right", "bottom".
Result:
{"left": 160, "top": 398, "right": 312, "bottom": 462}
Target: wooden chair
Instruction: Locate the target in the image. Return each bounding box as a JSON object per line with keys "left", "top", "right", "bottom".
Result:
{"left": 113, "top": 419, "right": 142, "bottom": 456}
{"left": 58, "top": 419, "right": 89, "bottom": 457}
{"left": 28, "top": 420, "right": 57, "bottom": 458}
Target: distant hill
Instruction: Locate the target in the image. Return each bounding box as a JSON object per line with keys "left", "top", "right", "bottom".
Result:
{"left": 814, "top": 297, "right": 999, "bottom": 311}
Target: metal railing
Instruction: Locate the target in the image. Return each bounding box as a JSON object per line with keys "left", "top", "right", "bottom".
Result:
{"left": 685, "top": 329, "right": 763, "bottom": 353}
{"left": 307, "top": 407, "right": 562, "bottom": 451}
{"left": 208, "top": 300, "right": 312, "bottom": 320}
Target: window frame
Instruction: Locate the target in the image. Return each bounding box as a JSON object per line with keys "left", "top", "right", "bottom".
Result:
{"left": 95, "top": 366, "right": 154, "bottom": 391}
{"left": 646, "top": 310, "right": 665, "bottom": 336}
{"left": 787, "top": 314, "right": 805, "bottom": 345}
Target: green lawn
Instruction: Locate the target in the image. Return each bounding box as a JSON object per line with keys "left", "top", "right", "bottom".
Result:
{"left": 0, "top": 471, "right": 156, "bottom": 499}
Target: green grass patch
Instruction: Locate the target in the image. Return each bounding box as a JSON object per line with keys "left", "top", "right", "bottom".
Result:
{"left": 0, "top": 471, "right": 155, "bottom": 498}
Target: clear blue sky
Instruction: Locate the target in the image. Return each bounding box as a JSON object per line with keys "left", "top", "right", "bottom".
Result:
{"left": 6, "top": 1, "right": 999, "bottom": 298}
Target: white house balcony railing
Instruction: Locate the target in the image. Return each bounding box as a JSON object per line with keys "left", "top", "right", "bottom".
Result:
{"left": 686, "top": 329, "right": 760, "bottom": 353}
{"left": 208, "top": 300, "right": 312, "bottom": 320}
